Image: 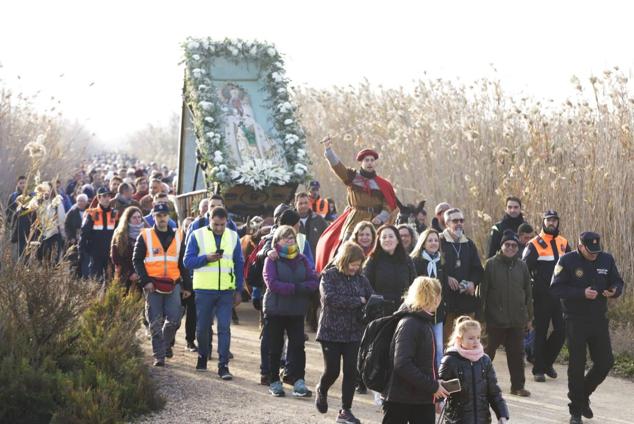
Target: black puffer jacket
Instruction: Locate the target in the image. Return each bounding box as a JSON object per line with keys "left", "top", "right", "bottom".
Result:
{"left": 382, "top": 306, "right": 439, "bottom": 405}
{"left": 363, "top": 252, "right": 416, "bottom": 315}
{"left": 438, "top": 349, "right": 509, "bottom": 424}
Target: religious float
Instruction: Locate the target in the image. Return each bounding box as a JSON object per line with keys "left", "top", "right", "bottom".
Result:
{"left": 176, "top": 37, "right": 309, "bottom": 218}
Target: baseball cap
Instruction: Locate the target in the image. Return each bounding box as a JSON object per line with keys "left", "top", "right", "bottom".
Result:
{"left": 96, "top": 187, "right": 112, "bottom": 196}
{"left": 543, "top": 210, "right": 559, "bottom": 219}
{"left": 580, "top": 231, "right": 602, "bottom": 253}
{"left": 152, "top": 203, "right": 170, "bottom": 215}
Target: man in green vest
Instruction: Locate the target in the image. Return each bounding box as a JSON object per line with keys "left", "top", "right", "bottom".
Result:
{"left": 184, "top": 206, "right": 244, "bottom": 379}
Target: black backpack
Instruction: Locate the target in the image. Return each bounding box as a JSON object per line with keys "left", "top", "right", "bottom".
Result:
{"left": 357, "top": 311, "right": 411, "bottom": 392}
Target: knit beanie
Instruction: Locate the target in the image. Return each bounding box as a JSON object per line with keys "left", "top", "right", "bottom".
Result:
{"left": 501, "top": 229, "right": 519, "bottom": 245}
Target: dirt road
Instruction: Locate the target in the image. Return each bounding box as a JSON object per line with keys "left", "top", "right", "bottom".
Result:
{"left": 134, "top": 304, "right": 634, "bottom": 424}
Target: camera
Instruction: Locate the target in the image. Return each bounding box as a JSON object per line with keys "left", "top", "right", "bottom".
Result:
{"left": 459, "top": 280, "right": 470, "bottom": 293}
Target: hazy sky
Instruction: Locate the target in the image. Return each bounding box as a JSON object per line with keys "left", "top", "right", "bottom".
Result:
{"left": 1, "top": 0, "right": 632, "bottom": 146}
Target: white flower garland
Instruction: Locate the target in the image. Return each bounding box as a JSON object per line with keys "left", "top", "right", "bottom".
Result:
{"left": 182, "top": 37, "right": 309, "bottom": 190}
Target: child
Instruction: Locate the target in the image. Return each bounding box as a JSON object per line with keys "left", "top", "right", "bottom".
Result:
{"left": 439, "top": 316, "right": 509, "bottom": 424}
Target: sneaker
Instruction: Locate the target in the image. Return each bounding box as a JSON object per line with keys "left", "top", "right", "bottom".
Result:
{"left": 165, "top": 348, "right": 173, "bottom": 358}
{"left": 269, "top": 381, "right": 285, "bottom": 397}
{"left": 336, "top": 409, "right": 361, "bottom": 424}
{"left": 260, "top": 374, "right": 271, "bottom": 386}
{"left": 195, "top": 356, "right": 207, "bottom": 371}
{"left": 153, "top": 359, "right": 165, "bottom": 367}
{"left": 315, "top": 384, "right": 328, "bottom": 414}
{"left": 292, "top": 378, "right": 311, "bottom": 397}
{"left": 356, "top": 384, "right": 367, "bottom": 395}
{"left": 533, "top": 373, "right": 546, "bottom": 382}
{"left": 186, "top": 341, "right": 198, "bottom": 352}
{"left": 545, "top": 367, "right": 558, "bottom": 379}
{"left": 570, "top": 415, "right": 583, "bottom": 424}
{"left": 582, "top": 404, "right": 593, "bottom": 419}
{"left": 373, "top": 391, "right": 383, "bottom": 406}
{"left": 510, "top": 388, "right": 531, "bottom": 397}
{"left": 218, "top": 366, "right": 233, "bottom": 380}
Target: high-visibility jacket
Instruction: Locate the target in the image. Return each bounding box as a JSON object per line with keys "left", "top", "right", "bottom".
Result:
{"left": 310, "top": 197, "right": 329, "bottom": 218}
{"left": 529, "top": 232, "right": 568, "bottom": 262}
{"left": 141, "top": 228, "right": 182, "bottom": 281}
{"left": 522, "top": 231, "right": 569, "bottom": 293}
{"left": 86, "top": 206, "right": 117, "bottom": 230}
{"left": 192, "top": 227, "right": 239, "bottom": 291}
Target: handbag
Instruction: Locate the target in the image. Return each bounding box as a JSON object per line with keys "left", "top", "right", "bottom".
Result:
{"left": 151, "top": 276, "right": 176, "bottom": 294}
{"left": 359, "top": 294, "right": 385, "bottom": 324}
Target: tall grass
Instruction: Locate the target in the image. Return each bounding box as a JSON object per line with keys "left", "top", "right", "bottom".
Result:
{"left": 295, "top": 69, "right": 633, "bottom": 323}
{"left": 0, "top": 86, "right": 94, "bottom": 201}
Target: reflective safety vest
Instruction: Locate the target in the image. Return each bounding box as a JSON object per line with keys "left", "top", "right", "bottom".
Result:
{"left": 530, "top": 232, "right": 568, "bottom": 262}
{"left": 297, "top": 232, "right": 307, "bottom": 254}
{"left": 86, "top": 206, "right": 117, "bottom": 230}
{"left": 311, "top": 197, "right": 329, "bottom": 218}
{"left": 141, "top": 228, "right": 182, "bottom": 280}
{"left": 192, "top": 227, "right": 239, "bottom": 291}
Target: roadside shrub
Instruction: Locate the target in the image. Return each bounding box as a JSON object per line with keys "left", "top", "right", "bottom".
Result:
{"left": 0, "top": 239, "right": 163, "bottom": 424}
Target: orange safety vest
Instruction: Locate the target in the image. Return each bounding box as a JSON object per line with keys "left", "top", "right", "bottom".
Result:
{"left": 141, "top": 228, "right": 182, "bottom": 280}
{"left": 311, "top": 197, "right": 329, "bottom": 217}
{"left": 86, "top": 207, "right": 117, "bottom": 230}
{"left": 529, "top": 232, "right": 568, "bottom": 262}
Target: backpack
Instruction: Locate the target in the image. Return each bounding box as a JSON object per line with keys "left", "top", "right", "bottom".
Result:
{"left": 244, "top": 238, "right": 267, "bottom": 289}
{"left": 357, "top": 311, "right": 411, "bottom": 392}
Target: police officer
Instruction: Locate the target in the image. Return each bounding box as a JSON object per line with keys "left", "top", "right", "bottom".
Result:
{"left": 550, "top": 232, "right": 625, "bottom": 424}
{"left": 80, "top": 187, "right": 117, "bottom": 280}
{"left": 522, "top": 209, "right": 570, "bottom": 382}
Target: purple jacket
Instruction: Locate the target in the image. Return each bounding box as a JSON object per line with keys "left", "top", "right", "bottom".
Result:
{"left": 263, "top": 254, "right": 319, "bottom": 316}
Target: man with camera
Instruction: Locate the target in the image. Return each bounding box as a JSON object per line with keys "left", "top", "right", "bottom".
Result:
{"left": 550, "top": 232, "right": 624, "bottom": 424}
{"left": 133, "top": 203, "right": 191, "bottom": 367}
{"left": 184, "top": 206, "right": 244, "bottom": 380}
{"left": 439, "top": 208, "right": 484, "bottom": 343}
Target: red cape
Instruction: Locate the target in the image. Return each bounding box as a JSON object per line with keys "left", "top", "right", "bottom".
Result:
{"left": 314, "top": 175, "right": 398, "bottom": 273}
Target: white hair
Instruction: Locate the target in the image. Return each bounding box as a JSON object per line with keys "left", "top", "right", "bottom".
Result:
{"left": 76, "top": 194, "right": 89, "bottom": 203}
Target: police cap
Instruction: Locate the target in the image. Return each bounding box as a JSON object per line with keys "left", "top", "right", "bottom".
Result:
{"left": 580, "top": 231, "right": 602, "bottom": 253}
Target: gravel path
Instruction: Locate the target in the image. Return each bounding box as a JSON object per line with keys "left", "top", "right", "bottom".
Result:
{"left": 133, "top": 305, "right": 634, "bottom": 424}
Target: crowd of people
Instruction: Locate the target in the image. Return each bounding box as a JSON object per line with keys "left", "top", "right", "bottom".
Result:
{"left": 3, "top": 141, "right": 626, "bottom": 424}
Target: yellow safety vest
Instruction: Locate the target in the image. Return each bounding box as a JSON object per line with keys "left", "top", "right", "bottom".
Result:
{"left": 141, "top": 228, "right": 182, "bottom": 281}
{"left": 192, "top": 227, "right": 239, "bottom": 291}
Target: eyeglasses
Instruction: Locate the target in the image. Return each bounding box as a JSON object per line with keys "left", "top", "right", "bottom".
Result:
{"left": 451, "top": 218, "right": 465, "bottom": 223}
{"left": 503, "top": 243, "right": 519, "bottom": 249}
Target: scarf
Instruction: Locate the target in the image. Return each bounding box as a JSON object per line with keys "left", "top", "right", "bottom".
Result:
{"left": 455, "top": 341, "right": 485, "bottom": 363}
{"left": 422, "top": 250, "right": 440, "bottom": 278}
{"left": 128, "top": 222, "right": 145, "bottom": 240}
{"left": 278, "top": 243, "right": 299, "bottom": 260}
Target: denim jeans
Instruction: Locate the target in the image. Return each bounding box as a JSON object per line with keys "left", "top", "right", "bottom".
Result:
{"left": 432, "top": 322, "right": 444, "bottom": 370}
{"left": 195, "top": 289, "right": 234, "bottom": 368}
{"left": 145, "top": 284, "right": 182, "bottom": 360}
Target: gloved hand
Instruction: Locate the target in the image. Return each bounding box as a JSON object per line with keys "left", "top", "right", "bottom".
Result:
{"left": 253, "top": 298, "right": 262, "bottom": 311}
{"left": 252, "top": 287, "right": 262, "bottom": 310}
